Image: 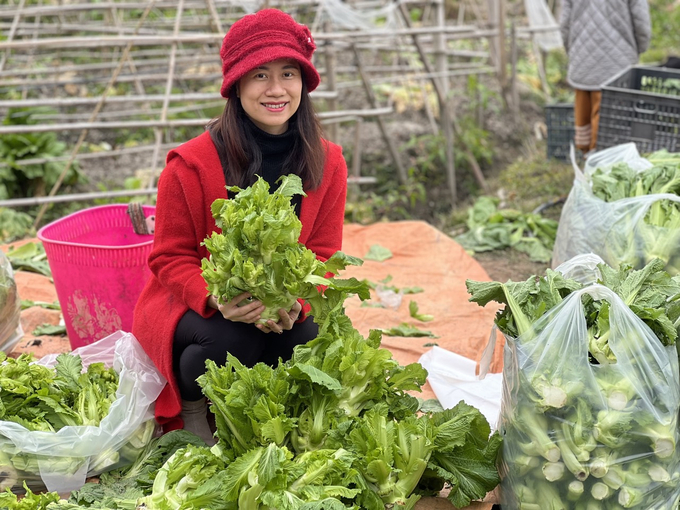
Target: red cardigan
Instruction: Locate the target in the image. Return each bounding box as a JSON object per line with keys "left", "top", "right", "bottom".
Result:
{"left": 132, "top": 131, "right": 347, "bottom": 431}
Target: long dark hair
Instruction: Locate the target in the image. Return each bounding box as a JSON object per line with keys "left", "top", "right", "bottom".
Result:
{"left": 207, "top": 83, "right": 326, "bottom": 190}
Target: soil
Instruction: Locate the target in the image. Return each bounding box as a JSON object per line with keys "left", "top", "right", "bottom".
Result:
{"left": 473, "top": 249, "right": 551, "bottom": 283}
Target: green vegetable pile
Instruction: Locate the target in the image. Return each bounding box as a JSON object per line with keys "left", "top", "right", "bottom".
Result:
{"left": 0, "top": 352, "right": 156, "bottom": 492}
{"left": 454, "top": 196, "right": 558, "bottom": 263}
{"left": 0, "top": 175, "right": 503, "bottom": 509}
{"left": 0, "top": 430, "right": 205, "bottom": 509}
{"left": 589, "top": 150, "right": 680, "bottom": 274}
{"left": 202, "top": 174, "right": 362, "bottom": 323}
{"left": 0, "top": 352, "right": 119, "bottom": 432}
{"left": 137, "top": 265, "right": 501, "bottom": 508}
{"left": 467, "top": 258, "right": 680, "bottom": 509}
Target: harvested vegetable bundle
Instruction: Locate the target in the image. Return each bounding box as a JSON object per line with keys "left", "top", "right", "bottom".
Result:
{"left": 0, "top": 333, "right": 164, "bottom": 494}
{"left": 0, "top": 352, "right": 119, "bottom": 431}
{"left": 467, "top": 259, "right": 680, "bottom": 510}
{"left": 201, "top": 174, "right": 362, "bottom": 323}
{"left": 553, "top": 149, "right": 680, "bottom": 274}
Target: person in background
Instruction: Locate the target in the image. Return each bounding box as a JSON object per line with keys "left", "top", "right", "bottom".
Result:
{"left": 560, "top": 0, "right": 651, "bottom": 157}
{"left": 132, "top": 8, "right": 348, "bottom": 445}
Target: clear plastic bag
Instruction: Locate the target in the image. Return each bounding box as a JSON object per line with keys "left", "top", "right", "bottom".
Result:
{"left": 0, "top": 330, "right": 166, "bottom": 493}
{"left": 552, "top": 176, "right": 680, "bottom": 273}
{"left": 499, "top": 285, "right": 680, "bottom": 510}
{"left": 554, "top": 253, "right": 605, "bottom": 286}
{"left": 554, "top": 145, "right": 680, "bottom": 273}
{"left": 581, "top": 142, "right": 652, "bottom": 177}
{"left": 0, "top": 251, "right": 23, "bottom": 354}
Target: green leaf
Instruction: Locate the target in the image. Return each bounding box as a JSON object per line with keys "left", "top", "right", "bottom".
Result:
{"left": 379, "top": 323, "right": 438, "bottom": 338}
{"left": 408, "top": 300, "right": 434, "bottom": 322}
{"left": 32, "top": 323, "right": 67, "bottom": 336}
{"left": 287, "top": 364, "right": 343, "bottom": 392}
{"left": 364, "top": 244, "right": 393, "bottom": 262}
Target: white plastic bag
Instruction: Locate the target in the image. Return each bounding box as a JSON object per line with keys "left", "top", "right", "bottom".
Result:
{"left": 500, "top": 285, "right": 680, "bottom": 509}
{"left": 0, "top": 251, "right": 23, "bottom": 353}
{"left": 0, "top": 330, "right": 166, "bottom": 493}
{"left": 418, "top": 339, "right": 503, "bottom": 431}
{"left": 554, "top": 253, "right": 605, "bottom": 285}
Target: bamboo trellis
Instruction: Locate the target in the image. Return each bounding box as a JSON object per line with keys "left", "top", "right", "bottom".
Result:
{"left": 0, "top": 0, "right": 508, "bottom": 215}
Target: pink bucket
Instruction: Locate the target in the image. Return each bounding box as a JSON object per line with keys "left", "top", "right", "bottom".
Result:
{"left": 37, "top": 204, "right": 155, "bottom": 349}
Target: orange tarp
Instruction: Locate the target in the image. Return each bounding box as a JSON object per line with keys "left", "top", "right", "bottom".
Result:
{"left": 5, "top": 220, "right": 502, "bottom": 508}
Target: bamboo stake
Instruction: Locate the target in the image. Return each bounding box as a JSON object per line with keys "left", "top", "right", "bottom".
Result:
{"left": 0, "top": 91, "right": 337, "bottom": 108}
{"left": 0, "top": 142, "right": 180, "bottom": 169}
{"left": 0, "top": 107, "right": 394, "bottom": 135}
{"left": 0, "top": 0, "right": 25, "bottom": 72}
{"left": 399, "top": 1, "right": 456, "bottom": 203}
{"left": 0, "top": 26, "right": 484, "bottom": 50}
{"left": 148, "top": 0, "right": 184, "bottom": 192}
{"left": 350, "top": 43, "right": 407, "bottom": 184}
{"left": 21, "top": 0, "right": 41, "bottom": 100}
{"left": 510, "top": 22, "right": 519, "bottom": 113}
{"left": 397, "top": 1, "right": 489, "bottom": 199}
{"left": 1, "top": 57, "right": 488, "bottom": 81}
{"left": 0, "top": 1, "right": 217, "bottom": 17}
{"left": 323, "top": 20, "right": 339, "bottom": 143}
{"left": 0, "top": 188, "right": 161, "bottom": 208}
{"left": 33, "top": 0, "right": 158, "bottom": 228}
{"left": 204, "top": 0, "right": 225, "bottom": 34}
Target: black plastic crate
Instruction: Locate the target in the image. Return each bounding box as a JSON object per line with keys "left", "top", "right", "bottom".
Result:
{"left": 545, "top": 103, "right": 574, "bottom": 160}
{"left": 598, "top": 65, "right": 680, "bottom": 153}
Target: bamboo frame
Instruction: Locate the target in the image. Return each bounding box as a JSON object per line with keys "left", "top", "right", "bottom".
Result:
{"left": 0, "top": 0, "right": 511, "bottom": 211}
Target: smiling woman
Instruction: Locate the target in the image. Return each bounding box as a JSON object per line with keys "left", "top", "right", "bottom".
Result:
{"left": 237, "top": 59, "right": 303, "bottom": 135}
{"left": 131, "top": 8, "right": 349, "bottom": 444}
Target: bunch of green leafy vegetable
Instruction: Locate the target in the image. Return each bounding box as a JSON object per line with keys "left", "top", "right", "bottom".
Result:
{"left": 202, "top": 174, "right": 364, "bottom": 323}
{"left": 588, "top": 151, "right": 680, "bottom": 274}
{"left": 128, "top": 278, "right": 500, "bottom": 509}
{"left": 158, "top": 297, "right": 500, "bottom": 510}
{"left": 0, "top": 207, "right": 34, "bottom": 243}
{"left": 454, "top": 196, "right": 558, "bottom": 263}
{"left": 0, "top": 430, "right": 206, "bottom": 510}
{"left": 0, "top": 352, "right": 157, "bottom": 492}
{"left": 467, "top": 259, "right": 680, "bottom": 509}
{"left": 0, "top": 352, "right": 119, "bottom": 431}
{"left": 163, "top": 177, "right": 503, "bottom": 509}
{"left": 6, "top": 241, "right": 51, "bottom": 277}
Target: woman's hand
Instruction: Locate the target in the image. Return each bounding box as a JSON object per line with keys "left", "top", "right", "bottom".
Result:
{"left": 256, "top": 300, "right": 302, "bottom": 334}
{"left": 209, "top": 292, "right": 265, "bottom": 323}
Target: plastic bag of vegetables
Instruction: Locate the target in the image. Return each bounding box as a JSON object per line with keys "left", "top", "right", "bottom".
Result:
{"left": 552, "top": 144, "right": 680, "bottom": 275}
{"left": 492, "top": 283, "right": 680, "bottom": 509}
{"left": 0, "top": 250, "right": 23, "bottom": 353}
{"left": 0, "top": 330, "right": 166, "bottom": 494}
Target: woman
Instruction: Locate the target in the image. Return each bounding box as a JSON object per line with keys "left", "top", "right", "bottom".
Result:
{"left": 132, "top": 8, "right": 348, "bottom": 444}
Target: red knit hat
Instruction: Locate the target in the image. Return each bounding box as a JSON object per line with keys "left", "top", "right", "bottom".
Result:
{"left": 219, "top": 9, "right": 321, "bottom": 99}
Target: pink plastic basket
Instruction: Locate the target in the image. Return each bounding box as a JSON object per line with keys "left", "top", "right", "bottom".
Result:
{"left": 37, "top": 204, "right": 155, "bottom": 349}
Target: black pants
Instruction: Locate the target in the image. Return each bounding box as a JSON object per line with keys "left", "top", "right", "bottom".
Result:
{"left": 173, "top": 310, "right": 318, "bottom": 401}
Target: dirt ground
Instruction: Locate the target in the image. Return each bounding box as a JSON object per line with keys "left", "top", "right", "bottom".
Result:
{"left": 473, "top": 248, "right": 551, "bottom": 283}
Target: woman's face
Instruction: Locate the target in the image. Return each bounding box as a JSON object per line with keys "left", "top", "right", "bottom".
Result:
{"left": 237, "top": 58, "right": 303, "bottom": 135}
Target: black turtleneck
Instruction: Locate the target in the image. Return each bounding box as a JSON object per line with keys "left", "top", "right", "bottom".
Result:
{"left": 242, "top": 118, "right": 302, "bottom": 215}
